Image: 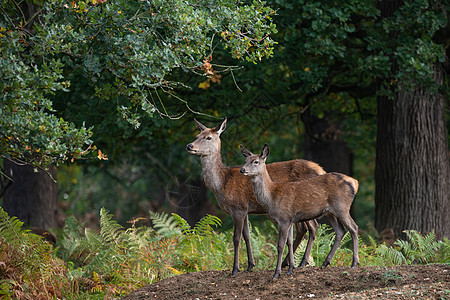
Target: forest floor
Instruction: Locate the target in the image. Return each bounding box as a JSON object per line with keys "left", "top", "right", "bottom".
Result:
{"left": 122, "top": 264, "right": 449, "bottom": 299}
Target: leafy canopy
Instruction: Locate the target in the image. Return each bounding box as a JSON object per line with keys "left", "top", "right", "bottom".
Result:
{"left": 0, "top": 0, "right": 277, "bottom": 169}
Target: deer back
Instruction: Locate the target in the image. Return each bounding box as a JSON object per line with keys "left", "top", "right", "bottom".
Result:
{"left": 217, "top": 159, "right": 325, "bottom": 214}
{"left": 270, "top": 172, "right": 358, "bottom": 221}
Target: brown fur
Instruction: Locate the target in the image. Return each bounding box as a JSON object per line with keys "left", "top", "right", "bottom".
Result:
{"left": 187, "top": 119, "right": 324, "bottom": 276}
{"left": 240, "top": 144, "right": 359, "bottom": 279}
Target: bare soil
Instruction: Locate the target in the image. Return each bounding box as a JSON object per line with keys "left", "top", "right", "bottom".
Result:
{"left": 122, "top": 264, "right": 449, "bottom": 299}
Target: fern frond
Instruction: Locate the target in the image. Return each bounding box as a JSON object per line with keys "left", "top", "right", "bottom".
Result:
{"left": 100, "top": 208, "right": 124, "bottom": 245}
{"left": 367, "top": 235, "right": 378, "bottom": 248}
{"left": 423, "top": 231, "right": 439, "bottom": 251}
{"left": 149, "top": 211, "right": 181, "bottom": 236}
{"left": 341, "top": 231, "right": 352, "bottom": 246}
{"left": 63, "top": 216, "right": 83, "bottom": 240}
{"left": 171, "top": 213, "right": 191, "bottom": 233}
{"left": 193, "top": 214, "right": 222, "bottom": 236}
{"left": 376, "top": 244, "right": 406, "bottom": 265}
{"left": 0, "top": 207, "right": 25, "bottom": 243}
{"left": 61, "top": 216, "right": 86, "bottom": 261}
{"left": 124, "top": 226, "right": 155, "bottom": 250}
{"left": 438, "top": 238, "right": 450, "bottom": 262}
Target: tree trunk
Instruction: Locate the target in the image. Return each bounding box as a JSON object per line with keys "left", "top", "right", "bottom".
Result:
{"left": 375, "top": 65, "right": 449, "bottom": 239}
{"left": 2, "top": 160, "right": 58, "bottom": 231}
{"left": 374, "top": 0, "right": 450, "bottom": 240}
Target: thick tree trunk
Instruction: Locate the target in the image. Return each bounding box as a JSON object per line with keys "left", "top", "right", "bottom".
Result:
{"left": 375, "top": 65, "right": 449, "bottom": 239}
{"left": 375, "top": 0, "right": 450, "bottom": 240}
{"left": 2, "top": 160, "right": 58, "bottom": 230}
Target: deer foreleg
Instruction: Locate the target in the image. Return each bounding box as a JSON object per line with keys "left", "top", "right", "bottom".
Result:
{"left": 231, "top": 211, "right": 246, "bottom": 276}
{"left": 242, "top": 214, "right": 255, "bottom": 271}
{"left": 273, "top": 221, "right": 291, "bottom": 279}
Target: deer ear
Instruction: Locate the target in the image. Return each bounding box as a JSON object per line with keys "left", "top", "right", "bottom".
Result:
{"left": 240, "top": 144, "right": 253, "bottom": 157}
{"left": 214, "top": 118, "right": 227, "bottom": 136}
{"left": 261, "top": 144, "right": 270, "bottom": 160}
{"left": 194, "top": 118, "right": 207, "bottom": 132}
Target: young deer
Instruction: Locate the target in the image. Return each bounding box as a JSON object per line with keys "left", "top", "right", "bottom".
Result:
{"left": 186, "top": 118, "right": 324, "bottom": 276}
{"left": 240, "top": 144, "right": 359, "bottom": 279}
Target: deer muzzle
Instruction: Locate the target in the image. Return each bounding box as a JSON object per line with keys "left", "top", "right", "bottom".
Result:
{"left": 240, "top": 167, "right": 248, "bottom": 175}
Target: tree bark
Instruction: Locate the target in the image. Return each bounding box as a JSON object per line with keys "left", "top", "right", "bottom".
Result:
{"left": 2, "top": 160, "right": 58, "bottom": 230}
{"left": 374, "top": 0, "right": 450, "bottom": 239}
{"left": 375, "top": 64, "right": 450, "bottom": 239}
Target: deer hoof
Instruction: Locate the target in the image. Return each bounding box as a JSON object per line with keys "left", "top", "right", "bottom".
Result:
{"left": 321, "top": 261, "right": 330, "bottom": 268}
{"left": 246, "top": 263, "right": 255, "bottom": 272}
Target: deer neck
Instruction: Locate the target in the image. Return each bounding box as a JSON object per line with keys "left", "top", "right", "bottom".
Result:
{"left": 251, "top": 166, "right": 274, "bottom": 210}
{"left": 200, "top": 150, "right": 225, "bottom": 194}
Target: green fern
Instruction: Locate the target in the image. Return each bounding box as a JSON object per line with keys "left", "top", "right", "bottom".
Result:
{"left": 192, "top": 214, "right": 222, "bottom": 236}
{"left": 171, "top": 213, "right": 191, "bottom": 233}
{"left": 438, "top": 237, "right": 450, "bottom": 262}
{"left": 292, "top": 233, "right": 314, "bottom": 267}
{"left": 0, "top": 207, "right": 25, "bottom": 243}
{"left": 171, "top": 213, "right": 229, "bottom": 272}
{"left": 376, "top": 244, "right": 407, "bottom": 265}
{"left": 100, "top": 207, "right": 124, "bottom": 245}
{"left": 376, "top": 230, "right": 444, "bottom": 265}
{"left": 248, "top": 220, "right": 277, "bottom": 269}
{"left": 124, "top": 225, "right": 155, "bottom": 250}
{"left": 60, "top": 216, "right": 84, "bottom": 262}
{"left": 399, "top": 230, "right": 443, "bottom": 264}
{"left": 150, "top": 211, "right": 182, "bottom": 236}
{"left": 0, "top": 208, "right": 70, "bottom": 298}
{"left": 311, "top": 224, "right": 336, "bottom": 266}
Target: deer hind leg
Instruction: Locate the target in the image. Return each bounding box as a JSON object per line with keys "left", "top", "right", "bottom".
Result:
{"left": 298, "top": 219, "right": 318, "bottom": 267}
{"left": 282, "top": 221, "right": 307, "bottom": 268}
{"left": 337, "top": 213, "right": 359, "bottom": 268}
{"left": 231, "top": 211, "right": 246, "bottom": 276}
{"left": 242, "top": 215, "right": 255, "bottom": 271}
{"left": 322, "top": 214, "right": 346, "bottom": 268}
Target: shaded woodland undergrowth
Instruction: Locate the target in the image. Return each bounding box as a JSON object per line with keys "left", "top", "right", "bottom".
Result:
{"left": 0, "top": 207, "right": 449, "bottom": 299}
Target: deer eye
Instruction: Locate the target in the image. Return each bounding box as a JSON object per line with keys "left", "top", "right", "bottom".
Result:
{"left": 206, "top": 136, "right": 212, "bottom": 140}
{"left": 253, "top": 160, "right": 259, "bottom": 165}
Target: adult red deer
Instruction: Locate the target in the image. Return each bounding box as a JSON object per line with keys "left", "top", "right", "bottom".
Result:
{"left": 240, "top": 144, "right": 359, "bottom": 279}
{"left": 186, "top": 118, "right": 324, "bottom": 276}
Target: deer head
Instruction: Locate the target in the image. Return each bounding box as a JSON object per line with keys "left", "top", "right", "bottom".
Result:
{"left": 239, "top": 144, "right": 270, "bottom": 176}
{"left": 186, "top": 118, "right": 227, "bottom": 156}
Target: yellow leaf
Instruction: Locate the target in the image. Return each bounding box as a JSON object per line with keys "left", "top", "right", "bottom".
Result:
{"left": 168, "top": 267, "right": 182, "bottom": 275}
{"left": 198, "top": 80, "right": 210, "bottom": 90}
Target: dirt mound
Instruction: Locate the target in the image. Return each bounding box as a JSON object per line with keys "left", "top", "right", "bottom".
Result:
{"left": 122, "top": 264, "right": 449, "bottom": 299}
